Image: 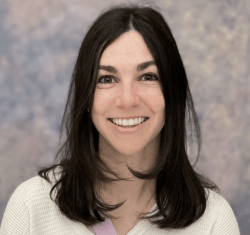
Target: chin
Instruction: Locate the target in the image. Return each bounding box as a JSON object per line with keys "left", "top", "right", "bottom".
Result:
{"left": 113, "top": 142, "right": 147, "bottom": 157}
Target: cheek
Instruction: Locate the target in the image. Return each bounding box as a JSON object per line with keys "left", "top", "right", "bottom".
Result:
{"left": 142, "top": 88, "right": 165, "bottom": 112}
{"left": 91, "top": 92, "right": 103, "bottom": 127}
{"left": 91, "top": 90, "right": 117, "bottom": 131}
{"left": 92, "top": 90, "right": 113, "bottom": 114}
{"left": 144, "top": 90, "right": 165, "bottom": 128}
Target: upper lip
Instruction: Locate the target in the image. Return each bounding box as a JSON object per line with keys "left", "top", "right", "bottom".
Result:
{"left": 108, "top": 116, "right": 149, "bottom": 119}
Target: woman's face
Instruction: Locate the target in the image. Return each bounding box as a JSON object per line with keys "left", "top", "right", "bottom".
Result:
{"left": 92, "top": 31, "right": 165, "bottom": 156}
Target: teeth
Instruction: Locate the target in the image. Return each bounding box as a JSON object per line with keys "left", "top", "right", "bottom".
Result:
{"left": 123, "top": 119, "right": 128, "bottom": 126}
{"left": 118, "top": 119, "right": 122, "bottom": 125}
{"left": 111, "top": 117, "right": 148, "bottom": 127}
{"left": 128, "top": 119, "right": 134, "bottom": 125}
{"left": 134, "top": 118, "right": 138, "bottom": 125}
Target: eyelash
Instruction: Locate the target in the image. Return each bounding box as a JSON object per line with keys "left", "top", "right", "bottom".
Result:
{"left": 97, "top": 73, "right": 159, "bottom": 83}
{"left": 97, "top": 75, "right": 116, "bottom": 84}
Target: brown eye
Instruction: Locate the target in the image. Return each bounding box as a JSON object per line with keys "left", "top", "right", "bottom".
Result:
{"left": 98, "top": 75, "right": 115, "bottom": 83}
{"left": 141, "top": 73, "right": 158, "bottom": 81}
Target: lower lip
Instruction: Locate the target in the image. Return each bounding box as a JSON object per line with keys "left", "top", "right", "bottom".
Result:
{"left": 109, "top": 120, "right": 148, "bottom": 134}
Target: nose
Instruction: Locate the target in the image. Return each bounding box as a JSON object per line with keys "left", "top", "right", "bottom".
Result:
{"left": 115, "top": 82, "right": 140, "bottom": 108}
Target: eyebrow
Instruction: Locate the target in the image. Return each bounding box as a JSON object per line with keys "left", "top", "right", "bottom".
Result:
{"left": 99, "top": 60, "right": 156, "bottom": 74}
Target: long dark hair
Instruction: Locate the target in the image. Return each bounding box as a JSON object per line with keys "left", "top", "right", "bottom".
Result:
{"left": 39, "top": 5, "right": 218, "bottom": 229}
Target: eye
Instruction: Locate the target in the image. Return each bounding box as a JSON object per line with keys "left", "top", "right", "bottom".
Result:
{"left": 140, "top": 73, "right": 159, "bottom": 81}
{"left": 97, "top": 75, "right": 116, "bottom": 83}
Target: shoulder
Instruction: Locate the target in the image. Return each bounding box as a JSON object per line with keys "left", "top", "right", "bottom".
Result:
{"left": 176, "top": 189, "right": 240, "bottom": 234}
{"left": 3, "top": 173, "right": 57, "bottom": 220}
{"left": 14, "top": 166, "right": 64, "bottom": 208}
{"left": 11, "top": 167, "right": 61, "bottom": 202}
{"left": 1, "top": 167, "right": 81, "bottom": 234}
{"left": 0, "top": 175, "right": 54, "bottom": 234}
{"left": 205, "top": 189, "right": 236, "bottom": 220}
{"left": 3, "top": 167, "right": 61, "bottom": 217}
{"left": 148, "top": 189, "right": 240, "bottom": 235}
{"left": 15, "top": 174, "right": 52, "bottom": 194}
{"left": 206, "top": 189, "right": 230, "bottom": 212}
{"left": 3, "top": 175, "right": 50, "bottom": 210}
{"left": 204, "top": 189, "right": 240, "bottom": 234}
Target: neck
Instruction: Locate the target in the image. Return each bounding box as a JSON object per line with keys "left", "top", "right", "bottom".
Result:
{"left": 96, "top": 138, "right": 159, "bottom": 213}
{"left": 98, "top": 177, "right": 156, "bottom": 205}
{"left": 98, "top": 136, "right": 159, "bottom": 179}
{"left": 97, "top": 152, "right": 157, "bottom": 211}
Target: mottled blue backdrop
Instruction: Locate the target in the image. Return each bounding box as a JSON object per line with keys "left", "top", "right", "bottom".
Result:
{"left": 0, "top": 0, "right": 249, "bottom": 233}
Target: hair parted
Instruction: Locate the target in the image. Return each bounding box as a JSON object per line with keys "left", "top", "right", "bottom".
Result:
{"left": 39, "top": 4, "right": 219, "bottom": 229}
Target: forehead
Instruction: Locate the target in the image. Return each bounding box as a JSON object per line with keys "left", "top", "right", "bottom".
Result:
{"left": 100, "top": 31, "right": 154, "bottom": 67}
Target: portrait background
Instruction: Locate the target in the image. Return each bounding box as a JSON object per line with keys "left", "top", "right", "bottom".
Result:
{"left": 0, "top": 0, "right": 249, "bottom": 233}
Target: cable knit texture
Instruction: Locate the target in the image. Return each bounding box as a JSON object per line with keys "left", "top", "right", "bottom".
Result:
{"left": 0, "top": 174, "right": 240, "bottom": 235}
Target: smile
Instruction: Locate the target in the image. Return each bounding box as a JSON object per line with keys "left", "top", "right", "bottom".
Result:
{"left": 108, "top": 117, "right": 149, "bottom": 128}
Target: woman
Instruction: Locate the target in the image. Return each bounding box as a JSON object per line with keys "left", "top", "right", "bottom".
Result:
{"left": 1, "top": 5, "right": 240, "bottom": 235}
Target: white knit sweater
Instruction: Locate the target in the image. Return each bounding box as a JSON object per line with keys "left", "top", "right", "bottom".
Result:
{"left": 0, "top": 175, "right": 240, "bottom": 235}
